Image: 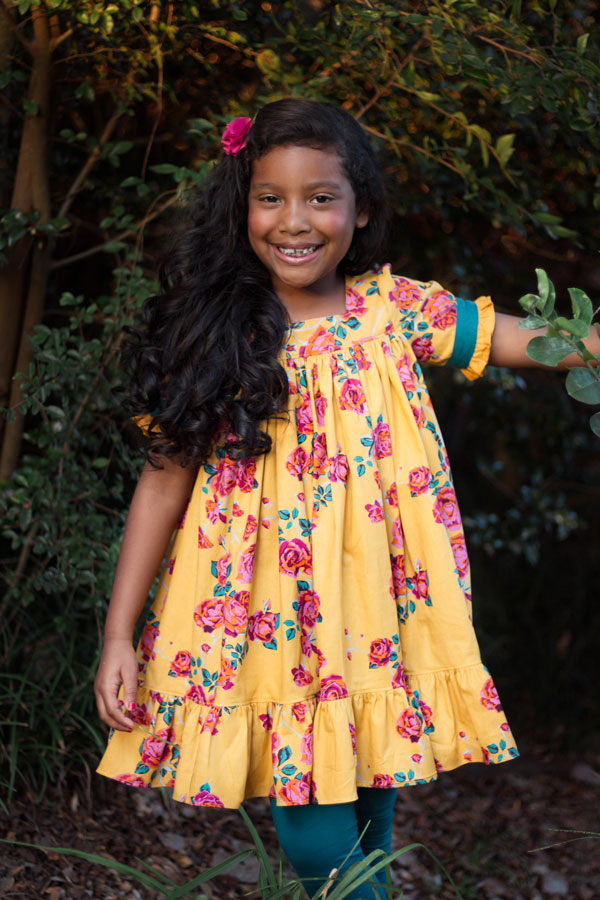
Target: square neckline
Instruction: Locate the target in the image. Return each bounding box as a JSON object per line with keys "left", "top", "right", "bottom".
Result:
{"left": 288, "top": 276, "right": 352, "bottom": 329}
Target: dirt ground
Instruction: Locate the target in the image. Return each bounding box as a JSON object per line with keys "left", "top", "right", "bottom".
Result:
{"left": 1, "top": 741, "right": 599, "bottom": 900}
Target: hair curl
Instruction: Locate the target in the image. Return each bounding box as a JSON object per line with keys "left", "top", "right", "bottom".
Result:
{"left": 125, "top": 98, "right": 388, "bottom": 466}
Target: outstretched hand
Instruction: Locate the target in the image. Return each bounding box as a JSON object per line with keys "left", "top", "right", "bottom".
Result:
{"left": 94, "top": 637, "right": 138, "bottom": 732}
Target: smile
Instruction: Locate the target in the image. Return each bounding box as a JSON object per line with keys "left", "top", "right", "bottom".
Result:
{"left": 273, "top": 245, "right": 322, "bottom": 263}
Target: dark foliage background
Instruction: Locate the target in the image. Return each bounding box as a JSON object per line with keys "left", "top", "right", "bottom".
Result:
{"left": 0, "top": 0, "right": 598, "bottom": 806}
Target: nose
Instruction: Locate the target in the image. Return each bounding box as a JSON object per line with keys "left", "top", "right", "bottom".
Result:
{"left": 278, "top": 199, "right": 310, "bottom": 235}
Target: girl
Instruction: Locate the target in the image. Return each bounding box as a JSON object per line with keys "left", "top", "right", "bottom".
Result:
{"left": 95, "top": 99, "right": 595, "bottom": 899}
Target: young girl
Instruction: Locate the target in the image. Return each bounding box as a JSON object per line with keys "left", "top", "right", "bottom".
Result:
{"left": 95, "top": 99, "right": 595, "bottom": 899}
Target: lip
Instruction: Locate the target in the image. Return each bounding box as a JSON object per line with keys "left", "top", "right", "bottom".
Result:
{"left": 271, "top": 244, "right": 323, "bottom": 265}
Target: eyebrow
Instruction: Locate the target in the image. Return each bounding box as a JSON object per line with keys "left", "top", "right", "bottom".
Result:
{"left": 252, "top": 181, "right": 343, "bottom": 191}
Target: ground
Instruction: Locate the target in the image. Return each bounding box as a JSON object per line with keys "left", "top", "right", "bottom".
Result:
{"left": 1, "top": 742, "right": 599, "bottom": 899}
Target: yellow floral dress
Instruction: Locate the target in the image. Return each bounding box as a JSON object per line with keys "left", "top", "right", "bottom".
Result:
{"left": 97, "top": 265, "right": 518, "bottom": 808}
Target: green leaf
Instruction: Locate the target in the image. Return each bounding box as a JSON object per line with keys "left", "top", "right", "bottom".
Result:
{"left": 568, "top": 288, "right": 594, "bottom": 326}
{"left": 495, "top": 133, "right": 515, "bottom": 167}
{"left": 518, "top": 293, "right": 541, "bottom": 314}
{"left": 526, "top": 335, "right": 573, "bottom": 367}
{"left": 576, "top": 33, "right": 589, "bottom": 55}
{"left": 554, "top": 317, "right": 589, "bottom": 338}
{"left": 518, "top": 315, "right": 546, "bottom": 330}
{"left": 23, "top": 99, "right": 40, "bottom": 115}
{"left": 565, "top": 368, "right": 600, "bottom": 404}
{"left": 536, "top": 268, "right": 550, "bottom": 303}
{"left": 149, "top": 163, "right": 180, "bottom": 175}
{"left": 590, "top": 412, "right": 600, "bottom": 437}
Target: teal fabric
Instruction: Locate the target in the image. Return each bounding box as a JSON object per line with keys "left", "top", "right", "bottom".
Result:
{"left": 269, "top": 788, "right": 396, "bottom": 899}
{"left": 447, "top": 297, "right": 479, "bottom": 369}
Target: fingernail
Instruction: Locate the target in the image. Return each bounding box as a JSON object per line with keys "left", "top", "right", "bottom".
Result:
{"left": 127, "top": 703, "right": 136, "bottom": 711}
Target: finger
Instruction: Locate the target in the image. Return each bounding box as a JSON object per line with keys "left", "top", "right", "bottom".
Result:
{"left": 121, "top": 658, "right": 139, "bottom": 712}
{"left": 99, "top": 677, "right": 135, "bottom": 732}
{"left": 97, "top": 691, "right": 133, "bottom": 732}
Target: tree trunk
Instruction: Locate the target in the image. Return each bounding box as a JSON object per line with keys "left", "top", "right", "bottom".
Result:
{"left": 0, "top": 7, "right": 52, "bottom": 478}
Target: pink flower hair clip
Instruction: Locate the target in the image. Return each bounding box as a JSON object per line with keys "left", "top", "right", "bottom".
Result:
{"left": 221, "top": 116, "right": 252, "bottom": 156}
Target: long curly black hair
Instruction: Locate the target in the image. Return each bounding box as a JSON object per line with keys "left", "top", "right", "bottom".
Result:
{"left": 125, "top": 99, "right": 388, "bottom": 466}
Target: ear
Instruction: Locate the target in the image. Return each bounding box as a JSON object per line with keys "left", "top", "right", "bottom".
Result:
{"left": 355, "top": 208, "right": 369, "bottom": 228}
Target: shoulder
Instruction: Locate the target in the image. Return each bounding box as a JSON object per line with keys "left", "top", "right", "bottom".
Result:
{"left": 348, "top": 265, "right": 453, "bottom": 313}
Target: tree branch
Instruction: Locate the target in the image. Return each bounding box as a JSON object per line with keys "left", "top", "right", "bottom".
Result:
{"left": 56, "top": 108, "right": 122, "bottom": 220}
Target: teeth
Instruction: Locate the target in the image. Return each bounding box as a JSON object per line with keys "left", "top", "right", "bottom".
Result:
{"left": 278, "top": 246, "right": 318, "bottom": 257}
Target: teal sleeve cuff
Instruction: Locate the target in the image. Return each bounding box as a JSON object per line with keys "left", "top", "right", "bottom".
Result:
{"left": 447, "top": 297, "right": 479, "bottom": 369}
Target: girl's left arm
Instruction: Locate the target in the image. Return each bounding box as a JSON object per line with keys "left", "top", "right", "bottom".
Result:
{"left": 489, "top": 311, "right": 600, "bottom": 369}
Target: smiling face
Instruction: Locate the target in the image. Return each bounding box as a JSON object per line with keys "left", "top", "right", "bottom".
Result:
{"left": 247, "top": 145, "right": 368, "bottom": 319}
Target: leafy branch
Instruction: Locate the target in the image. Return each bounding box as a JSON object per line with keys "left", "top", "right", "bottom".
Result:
{"left": 519, "top": 268, "right": 600, "bottom": 436}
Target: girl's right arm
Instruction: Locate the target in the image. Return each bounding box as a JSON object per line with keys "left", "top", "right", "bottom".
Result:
{"left": 94, "top": 457, "right": 198, "bottom": 733}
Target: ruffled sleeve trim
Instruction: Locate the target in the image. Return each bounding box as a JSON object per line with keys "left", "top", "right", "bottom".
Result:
{"left": 459, "top": 295, "right": 495, "bottom": 381}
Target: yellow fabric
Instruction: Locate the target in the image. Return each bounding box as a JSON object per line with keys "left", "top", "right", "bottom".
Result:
{"left": 97, "top": 266, "right": 517, "bottom": 808}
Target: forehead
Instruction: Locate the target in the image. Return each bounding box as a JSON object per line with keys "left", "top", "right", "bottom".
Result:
{"left": 250, "top": 145, "right": 349, "bottom": 188}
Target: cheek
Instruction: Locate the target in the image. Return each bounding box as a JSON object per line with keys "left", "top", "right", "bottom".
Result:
{"left": 247, "top": 208, "right": 269, "bottom": 241}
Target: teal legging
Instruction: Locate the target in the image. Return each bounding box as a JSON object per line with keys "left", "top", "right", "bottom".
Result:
{"left": 270, "top": 788, "right": 396, "bottom": 899}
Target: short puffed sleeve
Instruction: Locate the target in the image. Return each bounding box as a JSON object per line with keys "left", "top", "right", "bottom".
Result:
{"left": 384, "top": 268, "right": 495, "bottom": 381}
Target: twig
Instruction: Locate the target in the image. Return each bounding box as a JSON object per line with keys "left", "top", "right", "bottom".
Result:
{"left": 56, "top": 109, "right": 123, "bottom": 220}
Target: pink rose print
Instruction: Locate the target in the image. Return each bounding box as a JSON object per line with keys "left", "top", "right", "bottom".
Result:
{"left": 411, "top": 404, "right": 425, "bottom": 429}
{"left": 412, "top": 566, "right": 429, "bottom": 603}
{"left": 300, "top": 723, "right": 313, "bottom": 764}
{"left": 481, "top": 748, "right": 490, "bottom": 764}
{"left": 346, "top": 287, "right": 367, "bottom": 316}
{"left": 303, "top": 326, "right": 336, "bottom": 356}
{"left": 286, "top": 446, "right": 309, "bottom": 479}
{"left": 396, "top": 356, "right": 416, "bottom": 394}
{"left": 168, "top": 650, "right": 192, "bottom": 677}
{"left": 185, "top": 684, "right": 207, "bottom": 705}
{"left": 116, "top": 773, "right": 146, "bottom": 788}
{"left": 372, "top": 773, "right": 394, "bottom": 788}
{"left": 279, "top": 538, "right": 312, "bottom": 577}
{"left": 396, "top": 709, "right": 422, "bottom": 743}
{"left": 216, "top": 552, "right": 231, "bottom": 586}
{"left": 300, "top": 632, "right": 314, "bottom": 657}
{"left": 352, "top": 343, "right": 372, "bottom": 371}
{"left": 222, "top": 590, "right": 249, "bottom": 636}
{"left": 411, "top": 336, "right": 435, "bottom": 362}
{"left": 349, "top": 722, "right": 357, "bottom": 755}
{"left": 297, "top": 589, "right": 320, "bottom": 630}
{"left": 194, "top": 598, "right": 223, "bottom": 633}
{"left": 450, "top": 533, "right": 469, "bottom": 578}
{"left": 291, "top": 664, "right": 313, "bottom": 686}
{"left": 418, "top": 699, "right": 433, "bottom": 730}
{"left": 391, "top": 518, "right": 404, "bottom": 551}
{"left": 500, "top": 721, "right": 510, "bottom": 733}
{"left": 198, "top": 527, "right": 213, "bottom": 549}
{"left": 192, "top": 788, "right": 224, "bottom": 807}
{"left": 167, "top": 557, "right": 176, "bottom": 574}
{"left": 389, "top": 279, "right": 422, "bottom": 310}
{"left": 232, "top": 502, "right": 244, "bottom": 517}
{"left": 464, "top": 751, "right": 473, "bottom": 761}
{"left": 339, "top": 378, "right": 366, "bottom": 414}
{"left": 372, "top": 420, "right": 392, "bottom": 459}
{"left": 139, "top": 622, "right": 159, "bottom": 662}
{"left": 318, "top": 674, "right": 348, "bottom": 701}
{"left": 279, "top": 773, "right": 312, "bottom": 806}
{"left": 127, "top": 703, "right": 151, "bottom": 726}
{"left": 329, "top": 451, "right": 349, "bottom": 484}
{"left": 140, "top": 729, "right": 172, "bottom": 767}
{"left": 390, "top": 554, "right": 406, "bottom": 597}
{"left": 480, "top": 677, "right": 503, "bottom": 712}
{"left": 314, "top": 390, "right": 328, "bottom": 426}
{"left": 408, "top": 466, "right": 430, "bottom": 496}
{"left": 243, "top": 514, "right": 258, "bottom": 541}
{"left": 236, "top": 457, "right": 256, "bottom": 492}
{"left": 423, "top": 290, "right": 457, "bottom": 330}
{"left": 410, "top": 753, "right": 422, "bottom": 764}
{"left": 385, "top": 482, "right": 398, "bottom": 508}
{"left": 369, "top": 637, "right": 393, "bottom": 667}
{"left": 434, "top": 758, "right": 444, "bottom": 773}
{"left": 366, "top": 500, "right": 384, "bottom": 523}
{"left": 237, "top": 543, "right": 256, "bottom": 584}
{"left": 291, "top": 702, "right": 307, "bottom": 722}
{"left": 296, "top": 393, "right": 314, "bottom": 435}
{"left": 433, "top": 485, "right": 461, "bottom": 530}
{"left": 199, "top": 706, "right": 221, "bottom": 734}
{"left": 248, "top": 609, "right": 279, "bottom": 645}
{"left": 392, "top": 662, "right": 409, "bottom": 691}
{"left": 217, "top": 658, "right": 236, "bottom": 690}
{"left": 205, "top": 498, "right": 225, "bottom": 524}
{"left": 259, "top": 712, "right": 272, "bottom": 731}
{"left": 212, "top": 457, "right": 238, "bottom": 498}
{"left": 312, "top": 433, "right": 329, "bottom": 477}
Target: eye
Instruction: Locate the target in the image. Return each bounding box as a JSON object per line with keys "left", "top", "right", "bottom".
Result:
{"left": 259, "top": 194, "right": 279, "bottom": 204}
{"left": 312, "top": 194, "right": 334, "bottom": 205}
